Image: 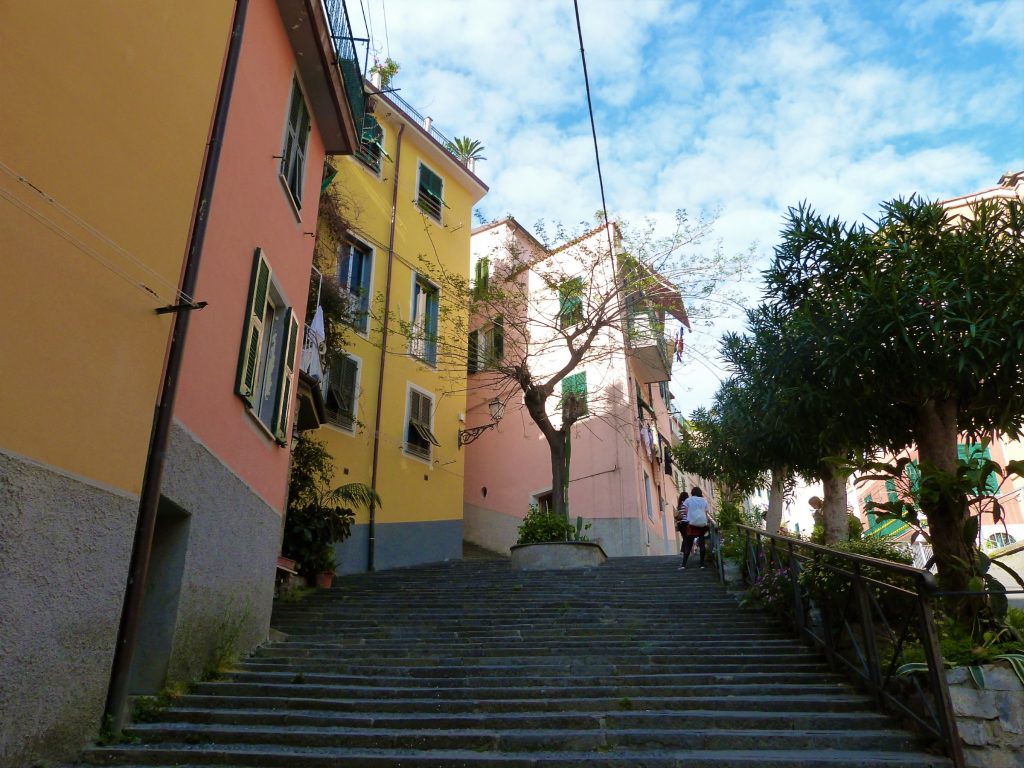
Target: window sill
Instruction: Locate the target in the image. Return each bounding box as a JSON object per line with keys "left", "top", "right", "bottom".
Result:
{"left": 278, "top": 174, "right": 303, "bottom": 222}
{"left": 403, "top": 446, "right": 433, "bottom": 465}
{"left": 244, "top": 405, "right": 283, "bottom": 446}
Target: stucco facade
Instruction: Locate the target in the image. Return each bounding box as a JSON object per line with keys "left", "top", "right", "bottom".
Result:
{"left": 462, "top": 221, "right": 688, "bottom": 558}
{"left": 310, "top": 85, "right": 488, "bottom": 573}
{"left": 0, "top": 3, "right": 235, "bottom": 764}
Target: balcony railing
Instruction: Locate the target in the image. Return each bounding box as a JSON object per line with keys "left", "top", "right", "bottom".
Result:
{"left": 300, "top": 324, "right": 325, "bottom": 383}
{"left": 322, "top": 0, "right": 367, "bottom": 134}
{"left": 625, "top": 310, "right": 672, "bottom": 383}
{"left": 382, "top": 89, "right": 461, "bottom": 163}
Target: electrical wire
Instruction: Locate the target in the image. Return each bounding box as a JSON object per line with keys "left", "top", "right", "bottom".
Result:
{"left": 573, "top": 0, "right": 615, "bottom": 263}
{"left": 380, "top": 0, "right": 391, "bottom": 58}
{"left": 0, "top": 187, "right": 168, "bottom": 305}
{"left": 0, "top": 160, "right": 194, "bottom": 305}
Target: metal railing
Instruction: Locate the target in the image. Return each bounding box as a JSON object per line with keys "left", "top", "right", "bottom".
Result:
{"left": 300, "top": 324, "right": 325, "bottom": 382}
{"left": 721, "top": 525, "right": 966, "bottom": 768}
{"left": 321, "top": 0, "right": 367, "bottom": 133}
{"left": 381, "top": 89, "right": 461, "bottom": 162}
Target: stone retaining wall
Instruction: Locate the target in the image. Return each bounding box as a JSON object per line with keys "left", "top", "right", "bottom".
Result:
{"left": 948, "top": 662, "right": 1024, "bottom": 768}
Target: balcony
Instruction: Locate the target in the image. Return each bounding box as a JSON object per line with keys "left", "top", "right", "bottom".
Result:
{"left": 275, "top": 0, "right": 364, "bottom": 154}
{"left": 626, "top": 311, "right": 672, "bottom": 384}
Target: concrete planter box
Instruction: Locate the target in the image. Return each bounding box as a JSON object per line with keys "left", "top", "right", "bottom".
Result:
{"left": 510, "top": 541, "right": 607, "bottom": 570}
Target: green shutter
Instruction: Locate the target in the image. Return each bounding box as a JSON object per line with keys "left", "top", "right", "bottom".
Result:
{"left": 474, "top": 258, "right": 489, "bottom": 299}
{"left": 337, "top": 355, "right": 358, "bottom": 420}
{"left": 561, "top": 371, "right": 588, "bottom": 417}
{"left": 865, "top": 495, "right": 876, "bottom": 528}
{"left": 271, "top": 310, "right": 299, "bottom": 444}
{"left": 467, "top": 330, "right": 479, "bottom": 373}
{"left": 492, "top": 316, "right": 504, "bottom": 361}
{"left": 885, "top": 479, "right": 899, "bottom": 504}
{"left": 236, "top": 249, "right": 271, "bottom": 407}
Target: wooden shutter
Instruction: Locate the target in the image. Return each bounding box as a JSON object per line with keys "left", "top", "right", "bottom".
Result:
{"left": 271, "top": 310, "right": 299, "bottom": 444}
{"left": 236, "top": 249, "right": 272, "bottom": 407}
{"left": 467, "top": 330, "right": 479, "bottom": 373}
{"left": 338, "top": 356, "right": 358, "bottom": 419}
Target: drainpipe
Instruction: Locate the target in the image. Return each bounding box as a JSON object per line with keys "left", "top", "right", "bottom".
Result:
{"left": 368, "top": 122, "right": 404, "bottom": 571}
{"left": 102, "top": 0, "right": 248, "bottom": 731}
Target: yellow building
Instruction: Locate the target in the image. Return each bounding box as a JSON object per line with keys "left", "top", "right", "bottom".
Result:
{"left": 0, "top": 2, "right": 235, "bottom": 764}
{"left": 307, "top": 84, "right": 488, "bottom": 571}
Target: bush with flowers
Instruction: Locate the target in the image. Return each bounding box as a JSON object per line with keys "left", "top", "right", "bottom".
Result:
{"left": 741, "top": 565, "right": 796, "bottom": 621}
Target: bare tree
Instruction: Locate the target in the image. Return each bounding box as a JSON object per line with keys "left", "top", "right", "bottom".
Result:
{"left": 414, "top": 211, "right": 752, "bottom": 520}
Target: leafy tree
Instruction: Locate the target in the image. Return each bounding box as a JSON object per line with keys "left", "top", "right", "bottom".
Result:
{"left": 763, "top": 195, "right": 1024, "bottom": 593}
{"left": 369, "top": 57, "right": 400, "bottom": 89}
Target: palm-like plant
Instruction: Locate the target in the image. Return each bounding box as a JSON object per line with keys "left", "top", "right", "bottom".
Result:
{"left": 446, "top": 136, "right": 487, "bottom": 165}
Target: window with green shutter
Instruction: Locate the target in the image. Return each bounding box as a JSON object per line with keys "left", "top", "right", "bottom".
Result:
{"left": 326, "top": 354, "right": 359, "bottom": 431}
{"left": 865, "top": 495, "right": 876, "bottom": 527}
{"left": 236, "top": 248, "right": 297, "bottom": 444}
{"left": 338, "top": 240, "right": 373, "bottom": 333}
{"left": 416, "top": 164, "right": 444, "bottom": 221}
{"left": 356, "top": 115, "right": 385, "bottom": 173}
{"left": 958, "top": 443, "right": 1000, "bottom": 495}
{"left": 560, "top": 371, "right": 588, "bottom": 419}
{"left": 558, "top": 278, "right": 584, "bottom": 328}
{"left": 410, "top": 276, "right": 439, "bottom": 365}
{"left": 281, "top": 79, "right": 311, "bottom": 208}
{"left": 885, "top": 479, "right": 899, "bottom": 504}
{"left": 406, "top": 388, "right": 439, "bottom": 458}
{"left": 473, "top": 257, "right": 489, "bottom": 300}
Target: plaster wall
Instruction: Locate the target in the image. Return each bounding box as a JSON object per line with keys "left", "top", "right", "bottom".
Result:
{"left": 0, "top": 1, "right": 232, "bottom": 492}
{"left": 0, "top": 449, "right": 136, "bottom": 767}
{"left": 174, "top": 0, "right": 328, "bottom": 513}
{"left": 314, "top": 93, "right": 487, "bottom": 573}
{"left": 158, "top": 422, "right": 281, "bottom": 683}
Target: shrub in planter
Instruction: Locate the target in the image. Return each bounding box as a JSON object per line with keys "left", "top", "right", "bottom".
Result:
{"left": 742, "top": 566, "right": 796, "bottom": 622}
{"left": 517, "top": 504, "right": 591, "bottom": 545}
{"left": 799, "top": 538, "right": 914, "bottom": 621}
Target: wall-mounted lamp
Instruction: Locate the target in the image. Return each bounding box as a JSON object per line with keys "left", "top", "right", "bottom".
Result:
{"left": 457, "top": 398, "right": 505, "bottom": 448}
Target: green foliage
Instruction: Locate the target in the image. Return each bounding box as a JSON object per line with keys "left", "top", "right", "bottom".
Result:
{"left": 516, "top": 504, "right": 591, "bottom": 544}
{"left": 131, "top": 681, "right": 189, "bottom": 723}
{"left": 714, "top": 498, "right": 757, "bottom": 562}
{"left": 799, "top": 538, "right": 914, "bottom": 613}
{"left": 284, "top": 434, "right": 379, "bottom": 580}
{"left": 445, "top": 136, "right": 487, "bottom": 164}
{"left": 369, "top": 57, "right": 400, "bottom": 88}
{"left": 742, "top": 566, "right": 795, "bottom": 621}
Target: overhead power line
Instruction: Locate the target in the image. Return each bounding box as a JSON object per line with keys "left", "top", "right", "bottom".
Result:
{"left": 573, "top": 0, "right": 614, "bottom": 262}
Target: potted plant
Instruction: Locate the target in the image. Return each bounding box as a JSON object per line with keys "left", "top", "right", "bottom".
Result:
{"left": 283, "top": 434, "right": 379, "bottom": 586}
{"left": 509, "top": 504, "right": 605, "bottom": 569}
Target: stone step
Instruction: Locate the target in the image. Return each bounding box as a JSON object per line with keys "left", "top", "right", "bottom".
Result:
{"left": 156, "top": 706, "right": 896, "bottom": 732}
{"left": 122, "top": 722, "right": 925, "bottom": 753}
{"left": 176, "top": 692, "right": 879, "bottom": 715}
{"left": 196, "top": 679, "right": 855, "bottom": 701}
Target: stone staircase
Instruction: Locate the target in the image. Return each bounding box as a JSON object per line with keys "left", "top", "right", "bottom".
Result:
{"left": 84, "top": 556, "right": 950, "bottom": 766}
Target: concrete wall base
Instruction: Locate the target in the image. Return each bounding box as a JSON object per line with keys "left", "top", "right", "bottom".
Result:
{"left": 333, "top": 518, "right": 462, "bottom": 573}
{"left": 0, "top": 448, "right": 137, "bottom": 768}
{"left": 510, "top": 541, "right": 608, "bottom": 570}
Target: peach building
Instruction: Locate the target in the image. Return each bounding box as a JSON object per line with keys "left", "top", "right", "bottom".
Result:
{"left": 463, "top": 219, "right": 690, "bottom": 557}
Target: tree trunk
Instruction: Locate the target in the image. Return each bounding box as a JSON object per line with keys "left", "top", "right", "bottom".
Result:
{"left": 914, "top": 398, "right": 972, "bottom": 594}
{"left": 765, "top": 466, "right": 787, "bottom": 534}
{"left": 548, "top": 429, "right": 569, "bottom": 520}
{"left": 821, "top": 466, "right": 849, "bottom": 544}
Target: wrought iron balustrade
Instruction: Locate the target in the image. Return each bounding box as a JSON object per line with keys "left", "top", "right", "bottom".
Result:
{"left": 321, "top": 0, "right": 366, "bottom": 133}
{"left": 710, "top": 524, "right": 967, "bottom": 768}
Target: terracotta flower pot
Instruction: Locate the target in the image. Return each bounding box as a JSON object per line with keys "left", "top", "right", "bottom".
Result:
{"left": 315, "top": 571, "right": 334, "bottom": 589}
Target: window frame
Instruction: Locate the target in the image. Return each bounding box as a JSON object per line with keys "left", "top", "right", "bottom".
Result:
{"left": 337, "top": 238, "right": 374, "bottom": 334}
{"left": 410, "top": 274, "right": 440, "bottom": 366}
{"left": 280, "top": 77, "right": 312, "bottom": 211}
{"left": 416, "top": 162, "right": 445, "bottom": 223}
{"left": 405, "top": 385, "right": 440, "bottom": 460}
{"left": 467, "top": 316, "right": 504, "bottom": 373}
{"left": 472, "top": 257, "right": 490, "bottom": 300}
{"left": 560, "top": 370, "right": 589, "bottom": 419}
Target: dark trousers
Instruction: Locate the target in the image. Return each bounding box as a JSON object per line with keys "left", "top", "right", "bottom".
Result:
{"left": 682, "top": 532, "right": 706, "bottom": 566}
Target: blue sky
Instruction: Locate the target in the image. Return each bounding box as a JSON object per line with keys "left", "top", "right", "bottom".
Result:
{"left": 355, "top": 0, "right": 1024, "bottom": 411}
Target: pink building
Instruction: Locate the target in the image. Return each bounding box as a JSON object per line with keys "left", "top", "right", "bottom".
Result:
{"left": 463, "top": 219, "right": 691, "bottom": 557}
{"left": 126, "top": 0, "right": 362, "bottom": 695}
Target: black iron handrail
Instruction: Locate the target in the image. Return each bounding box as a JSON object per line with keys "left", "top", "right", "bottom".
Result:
{"left": 727, "top": 524, "right": 965, "bottom": 768}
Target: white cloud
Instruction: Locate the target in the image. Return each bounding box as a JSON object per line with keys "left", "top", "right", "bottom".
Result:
{"left": 359, "top": 0, "right": 1022, "bottom": 408}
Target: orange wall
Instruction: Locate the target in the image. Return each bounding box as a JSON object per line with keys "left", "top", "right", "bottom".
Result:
{"left": 173, "top": 0, "right": 325, "bottom": 512}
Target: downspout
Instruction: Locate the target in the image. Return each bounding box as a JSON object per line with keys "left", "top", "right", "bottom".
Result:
{"left": 102, "top": 0, "right": 248, "bottom": 731}
{"left": 368, "top": 122, "right": 405, "bottom": 571}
